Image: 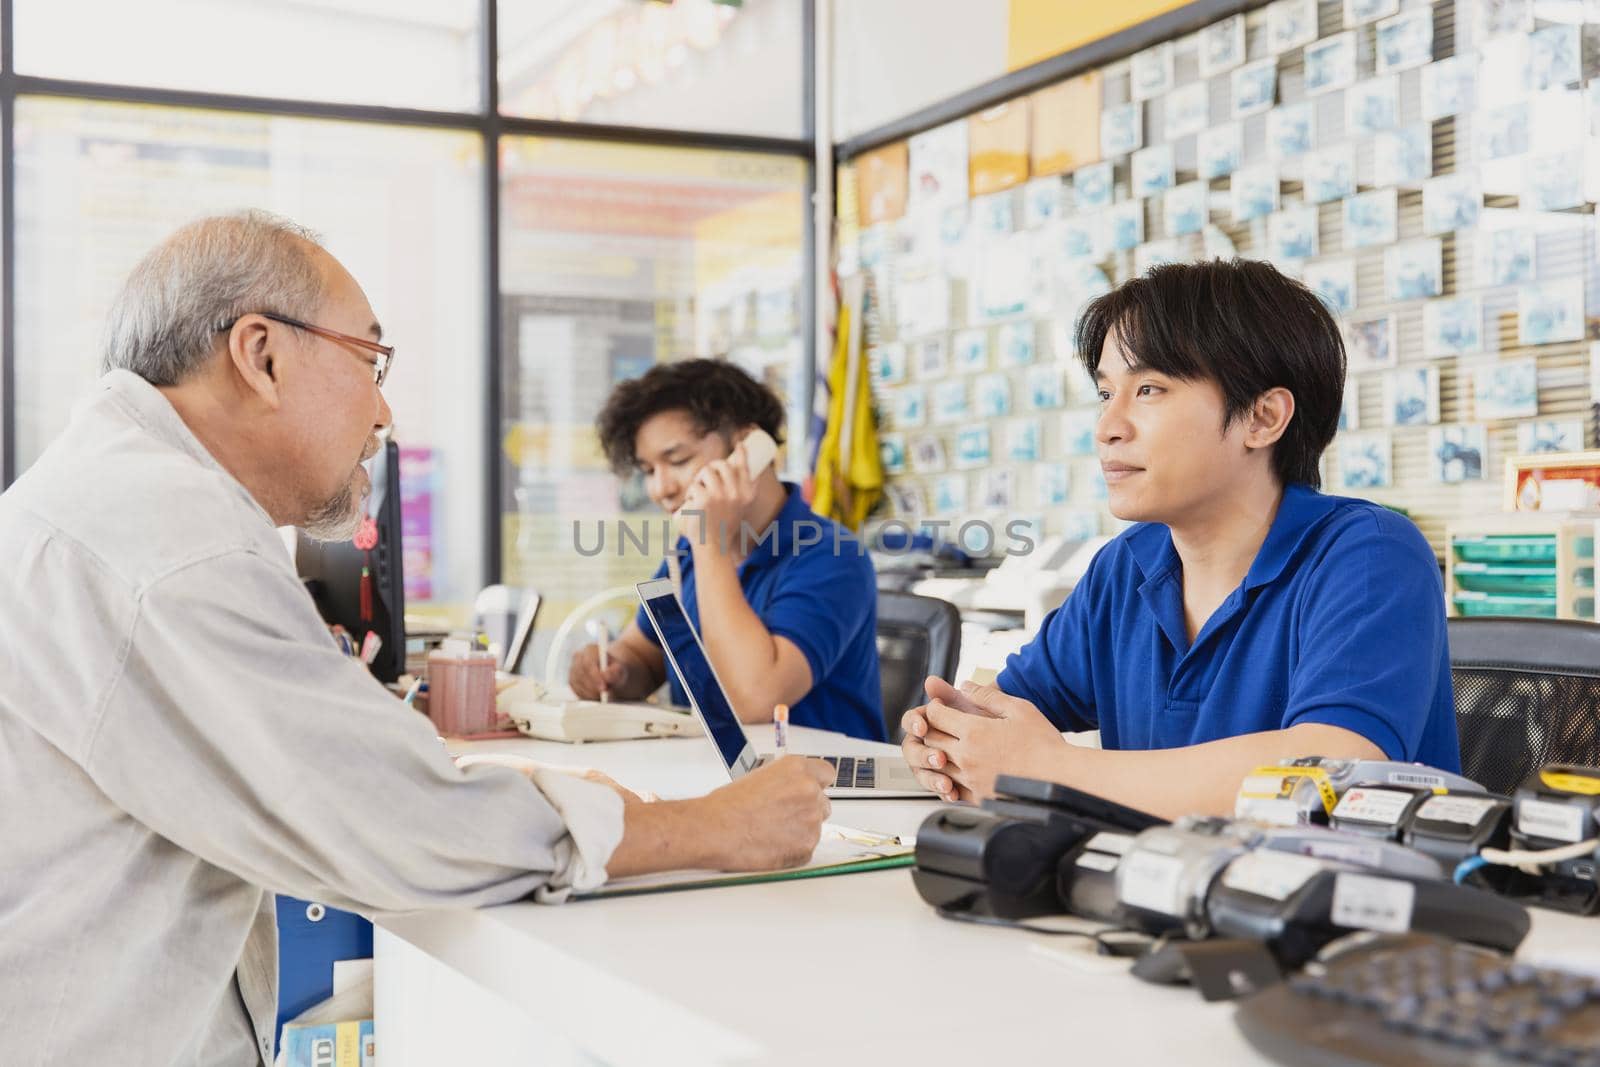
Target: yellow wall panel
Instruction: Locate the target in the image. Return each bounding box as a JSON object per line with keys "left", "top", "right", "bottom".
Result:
{"left": 1006, "top": 0, "right": 1193, "bottom": 72}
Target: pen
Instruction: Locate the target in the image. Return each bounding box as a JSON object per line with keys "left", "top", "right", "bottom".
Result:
{"left": 825, "top": 824, "right": 909, "bottom": 849}
{"left": 586, "top": 620, "right": 611, "bottom": 703}
{"left": 773, "top": 703, "right": 788, "bottom": 756}
{"left": 401, "top": 678, "right": 422, "bottom": 707}
{"left": 360, "top": 631, "right": 383, "bottom": 664}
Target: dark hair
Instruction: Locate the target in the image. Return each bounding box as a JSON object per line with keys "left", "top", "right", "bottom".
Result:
{"left": 595, "top": 358, "right": 786, "bottom": 473}
{"left": 1075, "top": 259, "right": 1345, "bottom": 489}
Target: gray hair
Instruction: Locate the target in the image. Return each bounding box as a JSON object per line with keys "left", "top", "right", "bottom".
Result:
{"left": 102, "top": 210, "right": 327, "bottom": 384}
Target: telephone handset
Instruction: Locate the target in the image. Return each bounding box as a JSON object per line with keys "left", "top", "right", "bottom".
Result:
{"left": 668, "top": 428, "right": 778, "bottom": 594}
{"left": 673, "top": 427, "right": 778, "bottom": 519}
{"left": 737, "top": 427, "right": 779, "bottom": 481}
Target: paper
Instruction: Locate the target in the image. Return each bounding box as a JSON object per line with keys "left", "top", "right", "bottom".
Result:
{"left": 968, "top": 100, "right": 1031, "bottom": 196}
{"left": 857, "top": 141, "right": 909, "bottom": 226}
{"left": 1030, "top": 73, "right": 1101, "bottom": 176}
{"left": 577, "top": 825, "right": 915, "bottom": 899}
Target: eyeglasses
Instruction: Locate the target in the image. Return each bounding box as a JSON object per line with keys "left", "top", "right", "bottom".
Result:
{"left": 220, "top": 312, "right": 394, "bottom": 387}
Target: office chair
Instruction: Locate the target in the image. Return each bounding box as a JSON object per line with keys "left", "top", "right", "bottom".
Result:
{"left": 1447, "top": 617, "right": 1600, "bottom": 795}
{"left": 876, "top": 591, "right": 962, "bottom": 744}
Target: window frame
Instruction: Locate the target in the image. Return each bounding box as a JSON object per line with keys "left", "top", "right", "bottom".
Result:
{"left": 0, "top": 0, "right": 818, "bottom": 593}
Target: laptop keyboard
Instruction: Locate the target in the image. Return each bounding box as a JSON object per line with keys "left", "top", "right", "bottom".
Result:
{"left": 757, "top": 754, "right": 876, "bottom": 788}
{"left": 822, "top": 755, "right": 874, "bottom": 789}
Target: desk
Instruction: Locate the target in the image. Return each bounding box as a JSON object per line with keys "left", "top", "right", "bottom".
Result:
{"left": 373, "top": 726, "right": 1600, "bottom": 1066}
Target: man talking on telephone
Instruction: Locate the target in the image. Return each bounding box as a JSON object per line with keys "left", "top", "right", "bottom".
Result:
{"left": 571, "top": 360, "right": 885, "bottom": 741}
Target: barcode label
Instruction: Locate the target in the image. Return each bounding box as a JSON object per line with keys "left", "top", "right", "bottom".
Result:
{"left": 1331, "top": 873, "right": 1415, "bottom": 934}
{"left": 1386, "top": 770, "right": 1446, "bottom": 789}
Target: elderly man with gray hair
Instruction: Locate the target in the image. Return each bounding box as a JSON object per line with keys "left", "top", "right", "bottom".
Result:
{"left": 0, "top": 211, "right": 834, "bottom": 1066}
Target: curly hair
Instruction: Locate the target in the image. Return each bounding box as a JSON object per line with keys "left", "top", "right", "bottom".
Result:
{"left": 595, "top": 358, "right": 786, "bottom": 473}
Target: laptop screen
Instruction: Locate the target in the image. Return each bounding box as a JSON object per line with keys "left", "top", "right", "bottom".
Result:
{"left": 636, "top": 579, "right": 751, "bottom": 771}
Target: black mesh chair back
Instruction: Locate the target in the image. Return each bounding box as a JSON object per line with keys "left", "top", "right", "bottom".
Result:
{"left": 1448, "top": 617, "right": 1600, "bottom": 795}
{"left": 876, "top": 591, "right": 962, "bottom": 743}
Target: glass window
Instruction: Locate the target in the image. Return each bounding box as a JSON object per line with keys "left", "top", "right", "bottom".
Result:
{"left": 499, "top": 0, "right": 803, "bottom": 139}
{"left": 15, "top": 0, "right": 480, "bottom": 112}
{"left": 499, "top": 136, "right": 806, "bottom": 672}
{"left": 13, "top": 97, "right": 486, "bottom": 611}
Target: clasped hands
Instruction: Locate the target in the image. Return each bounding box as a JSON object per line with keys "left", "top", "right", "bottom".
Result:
{"left": 900, "top": 677, "right": 1068, "bottom": 802}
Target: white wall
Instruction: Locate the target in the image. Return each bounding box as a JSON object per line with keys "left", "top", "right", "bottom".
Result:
{"left": 831, "top": 0, "right": 1011, "bottom": 143}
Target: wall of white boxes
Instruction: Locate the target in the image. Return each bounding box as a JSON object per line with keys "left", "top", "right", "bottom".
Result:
{"left": 837, "top": 0, "right": 1600, "bottom": 557}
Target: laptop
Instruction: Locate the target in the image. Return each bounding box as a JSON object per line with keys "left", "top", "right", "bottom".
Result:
{"left": 635, "top": 577, "right": 932, "bottom": 798}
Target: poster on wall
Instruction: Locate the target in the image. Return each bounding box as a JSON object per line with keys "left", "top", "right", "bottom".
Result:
{"left": 1031, "top": 72, "right": 1102, "bottom": 177}
{"left": 398, "top": 446, "right": 436, "bottom": 604}
{"left": 855, "top": 140, "right": 908, "bottom": 226}
{"left": 969, "top": 99, "right": 1031, "bottom": 196}
{"left": 908, "top": 120, "right": 970, "bottom": 210}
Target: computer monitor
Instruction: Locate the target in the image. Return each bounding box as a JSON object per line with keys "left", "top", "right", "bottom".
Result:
{"left": 296, "top": 437, "right": 407, "bottom": 683}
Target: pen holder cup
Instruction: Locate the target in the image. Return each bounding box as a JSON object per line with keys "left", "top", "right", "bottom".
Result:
{"left": 425, "top": 651, "right": 498, "bottom": 736}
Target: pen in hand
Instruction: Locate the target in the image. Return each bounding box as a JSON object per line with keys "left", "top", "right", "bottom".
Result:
{"left": 585, "top": 619, "right": 611, "bottom": 702}
{"left": 773, "top": 703, "right": 788, "bottom": 757}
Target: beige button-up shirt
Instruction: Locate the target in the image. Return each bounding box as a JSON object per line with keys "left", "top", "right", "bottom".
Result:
{"left": 0, "top": 371, "right": 625, "bottom": 1065}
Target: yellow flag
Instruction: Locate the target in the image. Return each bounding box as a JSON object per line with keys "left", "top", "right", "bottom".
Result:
{"left": 811, "top": 303, "right": 883, "bottom": 529}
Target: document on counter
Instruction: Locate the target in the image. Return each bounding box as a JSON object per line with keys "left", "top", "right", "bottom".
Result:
{"left": 575, "top": 825, "right": 915, "bottom": 900}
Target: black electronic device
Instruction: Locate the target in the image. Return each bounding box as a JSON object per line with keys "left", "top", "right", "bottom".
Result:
{"left": 296, "top": 438, "right": 406, "bottom": 683}
{"left": 1327, "top": 784, "right": 1438, "bottom": 842}
{"left": 1114, "top": 818, "right": 1259, "bottom": 939}
{"left": 1207, "top": 850, "right": 1530, "bottom": 970}
{"left": 1401, "top": 792, "right": 1514, "bottom": 873}
{"left": 1109, "top": 816, "right": 1444, "bottom": 944}
{"left": 911, "top": 776, "right": 1166, "bottom": 920}
{"left": 1236, "top": 757, "right": 1485, "bottom": 827}
{"left": 1235, "top": 934, "right": 1600, "bottom": 1067}
{"left": 1506, "top": 765, "right": 1600, "bottom": 915}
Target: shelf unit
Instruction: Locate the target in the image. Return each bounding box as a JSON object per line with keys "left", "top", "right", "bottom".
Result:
{"left": 1445, "top": 514, "right": 1599, "bottom": 621}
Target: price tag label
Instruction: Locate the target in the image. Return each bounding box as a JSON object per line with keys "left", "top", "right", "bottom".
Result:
{"left": 1220, "top": 850, "right": 1325, "bottom": 902}
{"left": 1331, "top": 873, "right": 1415, "bottom": 934}
{"left": 1416, "top": 794, "right": 1500, "bottom": 827}
{"left": 1332, "top": 788, "right": 1414, "bottom": 826}
{"left": 1517, "top": 798, "right": 1588, "bottom": 844}
{"left": 1117, "top": 850, "right": 1186, "bottom": 917}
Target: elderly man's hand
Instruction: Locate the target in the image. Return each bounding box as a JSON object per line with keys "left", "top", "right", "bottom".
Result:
{"left": 695, "top": 756, "right": 834, "bottom": 870}
{"left": 907, "top": 678, "right": 1067, "bottom": 802}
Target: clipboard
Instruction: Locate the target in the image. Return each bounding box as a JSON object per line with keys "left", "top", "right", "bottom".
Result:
{"left": 575, "top": 827, "right": 915, "bottom": 900}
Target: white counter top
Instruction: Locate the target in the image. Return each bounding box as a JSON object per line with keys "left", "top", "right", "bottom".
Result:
{"left": 374, "top": 726, "right": 1600, "bottom": 1066}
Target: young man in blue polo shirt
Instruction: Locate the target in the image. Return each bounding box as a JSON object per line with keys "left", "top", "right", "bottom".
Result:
{"left": 571, "top": 359, "right": 884, "bottom": 741}
{"left": 901, "top": 259, "right": 1459, "bottom": 818}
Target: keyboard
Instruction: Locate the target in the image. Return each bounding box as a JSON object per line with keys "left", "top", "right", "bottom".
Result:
{"left": 1235, "top": 934, "right": 1600, "bottom": 1066}
{"left": 757, "top": 754, "right": 877, "bottom": 789}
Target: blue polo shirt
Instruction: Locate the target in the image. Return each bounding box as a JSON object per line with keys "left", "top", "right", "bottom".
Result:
{"left": 635, "top": 483, "right": 884, "bottom": 742}
{"left": 997, "top": 484, "right": 1460, "bottom": 769}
